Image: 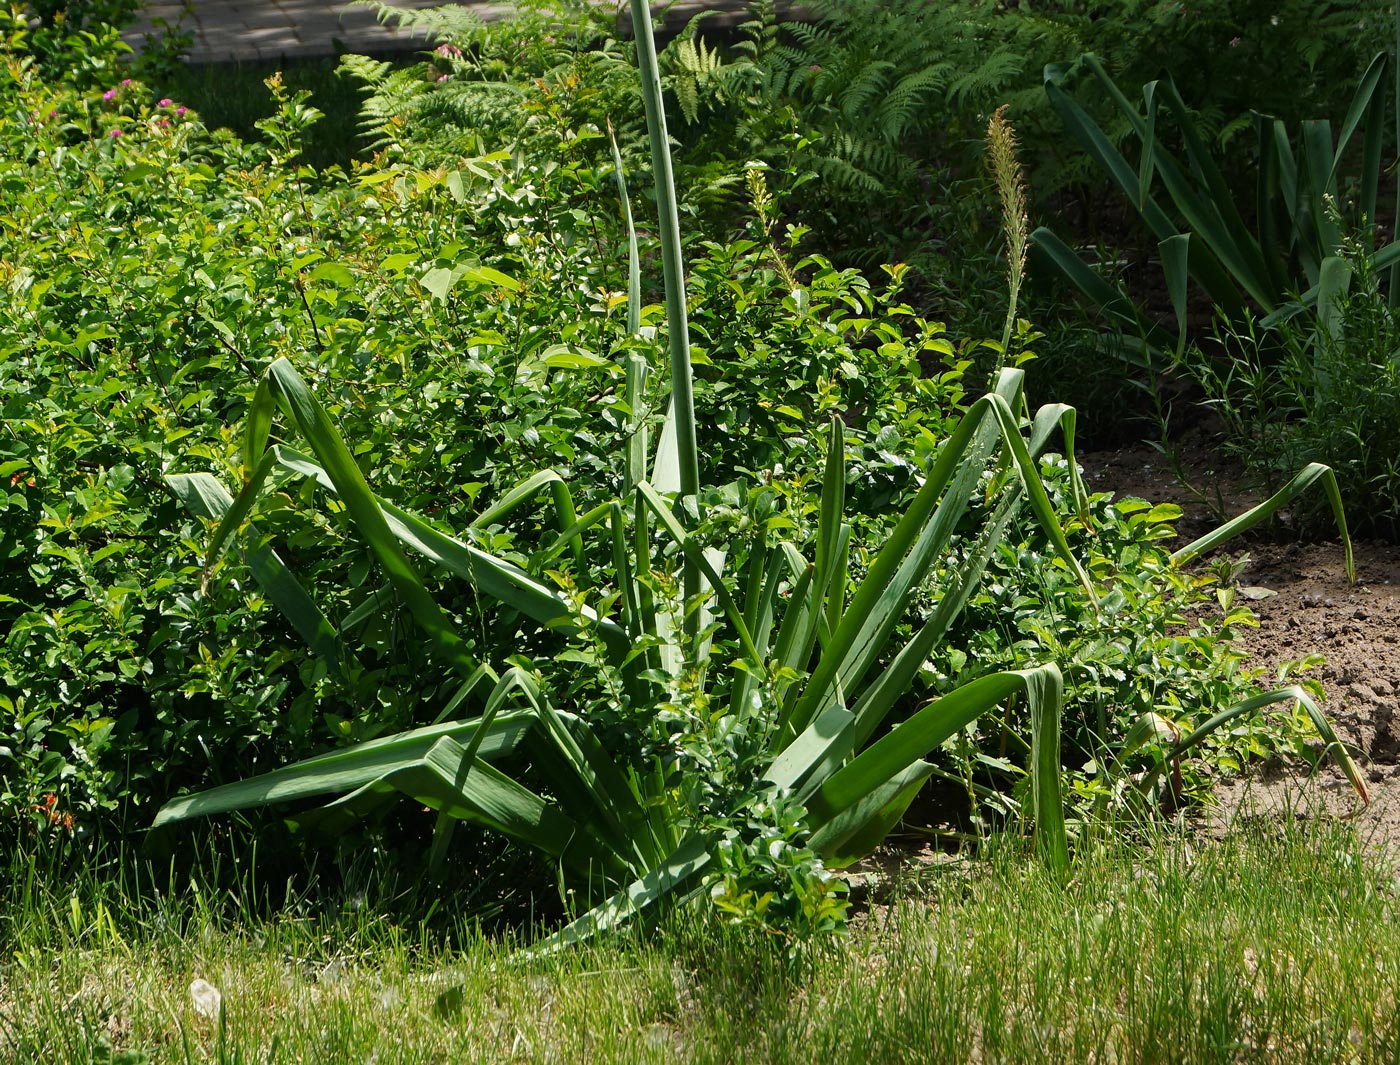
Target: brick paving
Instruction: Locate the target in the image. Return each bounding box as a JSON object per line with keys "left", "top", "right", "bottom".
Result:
{"left": 123, "top": 1, "right": 524, "bottom": 63}
{"left": 121, "top": 1, "right": 781, "bottom": 65}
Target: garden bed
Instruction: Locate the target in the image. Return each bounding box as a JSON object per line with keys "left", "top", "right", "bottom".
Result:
{"left": 1082, "top": 438, "right": 1400, "bottom": 847}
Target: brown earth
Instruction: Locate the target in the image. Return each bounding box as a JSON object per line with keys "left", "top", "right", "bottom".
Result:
{"left": 1079, "top": 439, "right": 1400, "bottom": 851}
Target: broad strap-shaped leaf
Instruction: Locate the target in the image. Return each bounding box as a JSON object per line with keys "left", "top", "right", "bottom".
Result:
{"left": 637, "top": 480, "right": 761, "bottom": 665}
{"left": 1139, "top": 687, "right": 1369, "bottom": 806}
{"left": 796, "top": 421, "right": 1074, "bottom": 791}
{"left": 533, "top": 501, "right": 612, "bottom": 573}
{"left": 629, "top": 0, "right": 697, "bottom": 504}
{"left": 241, "top": 375, "right": 275, "bottom": 480}
{"left": 729, "top": 539, "right": 797, "bottom": 722}
{"left": 1298, "top": 118, "right": 1338, "bottom": 283}
{"left": 469, "top": 469, "right": 566, "bottom": 529}
{"left": 1263, "top": 239, "right": 1400, "bottom": 326}
{"left": 1028, "top": 227, "right": 1166, "bottom": 368}
{"left": 1254, "top": 111, "right": 1290, "bottom": 297}
{"left": 1043, "top": 59, "right": 1248, "bottom": 314}
{"left": 204, "top": 447, "right": 279, "bottom": 573}
{"left": 767, "top": 705, "right": 857, "bottom": 793}
{"left": 784, "top": 373, "right": 1095, "bottom": 742}
{"left": 607, "top": 120, "right": 643, "bottom": 340}
{"left": 518, "top": 688, "right": 660, "bottom": 871}
{"left": 166, "top": 471, "right": 349, "bottom": 676}
{"left": 623, "top": 353, "right": 650, "bottom": 494}
{"left": 1161, "top": 234, "right": 1191, "bottom": 359}
{"left": 264, "top": 357, "right": 481, "bottom": 681}
{"left": 1155, "top": 76, "right": 1276, "bottom": 309}
{"left": 531, "top": 834, "right": 713, "bottom": 955}
{"left": 803, "top": 665, "right": 1068, "bottom": 874}
{"left": 780, "top": 376, "right": 1016, "bottom": 737}
{"left": 1312, "top": 255, "right": 1352, "bottom": 403}
{"left": 269, "top": 444, "right": 629, "bottom": 660}
{"left": 1171, "top": 462, "right": 1353, "bottom": 582}
{"left": 1043, "top": 60, "right": 1179, "bottom": 243}
{"left": 297, "top": 736, "right": 585, "bottom": 864}
{"left": 808, "top": 761, "right": 935, "bottom": 868}
{"left": 152, "top": 712, "right": 534, "bottom": 827}
{"left": 1138, "top": 80, "right": 1159, "bottom": 210}
{"left": 768, "top": 542, "right": 818, "bottom": 682}
{"left": 814, "top": 418, "right": 849, "bottom": 639}
{"left": 1328, "top": 53, "right": 1387, "bottom": 225}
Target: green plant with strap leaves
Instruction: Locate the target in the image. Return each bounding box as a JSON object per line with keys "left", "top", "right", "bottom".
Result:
{"left": 1032, "top": 39, "right": 1399, "bottom": 368}
{"left": 154, "top": 1, "right": 1368, "bottom": 950}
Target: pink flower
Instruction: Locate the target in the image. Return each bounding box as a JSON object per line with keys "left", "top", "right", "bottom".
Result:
{"left": 121, "top": 78, "right": 133, "bottom": 87}
{"left": 102, "top": 89, "right": 117, "bottom": 101}
{"left": 157, "top": 117, "right": 171, "bottom": 128}
{"left": 108, "top": 128, "right": 122, "bottom": 138}
{"left": 175, "top": 106, "right": 188, "bottom": 116}
{"left": 437, "top": 73, "right": 449, "bottom": 82}
{"left": 158, "top": 97, "right": 173, "bottom": 107}
{"left": 434, "top": 43, "right": 461, "bottom": 58}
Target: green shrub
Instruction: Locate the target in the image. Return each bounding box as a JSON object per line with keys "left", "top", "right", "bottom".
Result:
{"left": 0, "top": 24, "right": 976, "bottom": 862}
{"left": 0, "top": 0, "right": 1369, "bottom": 942}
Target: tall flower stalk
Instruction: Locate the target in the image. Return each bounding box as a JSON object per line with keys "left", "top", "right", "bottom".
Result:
{"left": 987, "top": 104, "right": 1029, "bottom": 359}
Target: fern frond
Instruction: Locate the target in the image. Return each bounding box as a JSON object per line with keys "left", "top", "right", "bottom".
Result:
{"left": 945, "top": 48, "right": 1023, "bottom": 111}
{"left": 352, "top": 0, "right": 486, "bottom": 41}
{"left": 874, "top": 64, "right": 948, "bottom": 141}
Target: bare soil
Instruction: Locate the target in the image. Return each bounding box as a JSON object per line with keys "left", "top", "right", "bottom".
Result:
{"left": 1079, "top": 439, "right": 1400, "bottom": 850}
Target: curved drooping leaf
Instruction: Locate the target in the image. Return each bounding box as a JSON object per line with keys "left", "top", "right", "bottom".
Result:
{"left": 1133, "top": 686, "right": 1369, "bottom": 807}
{"left": 1171, "top": 462, "right": 1353, "bottom": 582}
{"left": 802, "top": 665, "right": 1068, "bottom": 874}
{"left": 152, "top": 712, "right": 534, "bottom": 828}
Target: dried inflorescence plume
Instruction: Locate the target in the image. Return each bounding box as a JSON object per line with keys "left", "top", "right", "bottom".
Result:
{"left": 986, "top": 104, "right": 1029, "bottom": 360}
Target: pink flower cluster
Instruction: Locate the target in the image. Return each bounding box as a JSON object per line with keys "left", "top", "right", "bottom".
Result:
{"left": 97, "top": 84, "right": 192, "bottom": 140}
{"left": 102, "top": 78, "right": 135, "bottom": 103}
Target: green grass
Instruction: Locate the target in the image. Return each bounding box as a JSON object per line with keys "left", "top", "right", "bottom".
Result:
{"left": 4, "top": 820, "right": 1398, "bottom": 1063}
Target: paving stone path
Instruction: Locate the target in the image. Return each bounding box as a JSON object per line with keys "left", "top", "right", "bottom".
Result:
{"left": 121, "top": 1, "right": 772, "bottom": 64}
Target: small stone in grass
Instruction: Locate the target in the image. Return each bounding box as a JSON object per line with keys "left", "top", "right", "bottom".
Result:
{"left": 190, "top": 978, "right": 221, "bottom": 1019}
